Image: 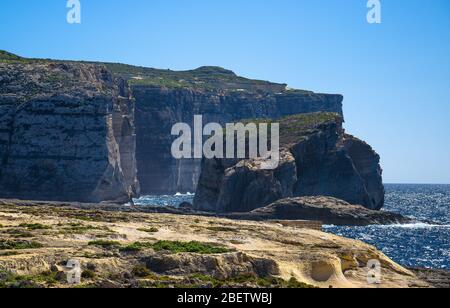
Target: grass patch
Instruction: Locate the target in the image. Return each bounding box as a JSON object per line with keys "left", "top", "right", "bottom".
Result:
{"left": 0, "top": 270, "right": 61, "bottom": 288}
{"left": 60, "top": 223, "right": 110, "bottom": 234}
{"left": 206, "top": 226, "right": 237, "bottom": 232}
{"left": 87, "top": 240, "right": 121, "bottom": 248}
{"left": 81, "top": 270, "right": 96, "bottom": 279}
{"left": 189, "top": 274, "right": 316, "bottom": 288}
{"left": 119, "top": 242, "right": 153, "bottom": 253}
{"left": 132, "top": 265, "right": 153, "bottom": 278}
{"left": 4, "top": 229, "right": 34, "bottom": 238}
{"left": 0, "top": 240, "right": 43, "bottom": 250}
{"left": 137, "top": 227, "right": 159, "bottom": 233}
{"left": 19, "top": 223, "right": 51, "bottom": 231}
{"left": 152, "top": 241, "right": 231, "bottom": 254}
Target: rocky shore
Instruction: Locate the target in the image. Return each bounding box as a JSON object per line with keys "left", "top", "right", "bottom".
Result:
{"left": 222, "top": 196, "right": 412, "bottom": 226}
{"left": 0, "top": 200, "right": 438, "bottom": 288}
{"left": 194, "top": 113, "right": 384, "bottom": 213}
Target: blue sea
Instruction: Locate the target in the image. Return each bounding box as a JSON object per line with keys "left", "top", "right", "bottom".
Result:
{"left": 134, "top": 184, "right": 450, "bottom": 270}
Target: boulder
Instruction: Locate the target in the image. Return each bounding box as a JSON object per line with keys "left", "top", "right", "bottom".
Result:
{"left": 228, "top": 196, "right": 411, "bottom": 226}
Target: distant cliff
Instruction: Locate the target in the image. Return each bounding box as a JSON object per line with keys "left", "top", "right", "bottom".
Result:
{"left": 194, "top": 113, "right": 384, "bottom": 211}
{"left": 0, "top": 54, "right": 139, "bottom": 203}
{"left": 106, "top": 64, "right": 344, "bottom": 194}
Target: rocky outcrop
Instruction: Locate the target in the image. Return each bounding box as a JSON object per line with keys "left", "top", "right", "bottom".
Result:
{"left": 342, "top": 135, "right": 385, "bottom": 210}
{"left": 0, "top": 201, "right": 434, "bottom": 288}
{"left": 0, "top": 60, "right": 139, "bottom": 203}
{"left": 194, "top": 113, "right": 385, "bottom": 212}
{"left": 224, "top": 197, "right": 411, "bottom": 226}
{"left": 107, "top": 65, "right": 344, "bottom": 194}
{"left": 143, "top": 252, "right": 279, "bottom": 280}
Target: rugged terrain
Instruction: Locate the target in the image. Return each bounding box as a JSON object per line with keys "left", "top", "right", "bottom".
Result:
{"left": 1, "top": 50, "right": 345, "bottom": 200}
{"left": 0, "top": 53, "right": 139, "bottom": 203}
{"left": 108, "top": 64, "right": 344, "bottom": 194}
{"left": 0, "top": 201, "right": 434, "bottom": 288}
{"left": 194, "top": 113, "right": 384, "bottom": 212}
{"left": 223, "top": 196, "right": 411, "bottom": 226}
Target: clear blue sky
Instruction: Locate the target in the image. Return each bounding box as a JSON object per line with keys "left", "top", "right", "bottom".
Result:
{"left": 1, "top": 0, "right": 449, "bottom": 184}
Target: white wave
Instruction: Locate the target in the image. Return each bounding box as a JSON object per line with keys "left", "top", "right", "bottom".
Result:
{"left": 174, "top": 192, "right": 195, "bottom": 196}
{"left": 383, "top": 223, "right": 450, "bottom": 229}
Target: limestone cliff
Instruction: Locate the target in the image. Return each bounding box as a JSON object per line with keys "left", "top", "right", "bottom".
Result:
{"left": 194, "top": 113, "right": 384, "bottom": 212}
{"left": 107, "top": 64, "right": 344, "bottom": 194}
{"left": 0, "top": 57, "right": 139, "bottom": 203}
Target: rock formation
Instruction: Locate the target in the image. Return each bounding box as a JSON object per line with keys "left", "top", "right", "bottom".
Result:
{"left": 0, "top": 58, "right": 139, "bottom": 203}
{"left": 0, "top": 200, "right": 432, "bottom": 288}
{"left": 1, "top": 51, "right": 382, "bottom": 208}
{"left": 224, "top": 196, "right": 409, "bottom": 226}
{"left": 194, "top": 113, "right": 385, "bottom": 212}
{"left": 107, "top": 64, "right": 344, "bottom": 194}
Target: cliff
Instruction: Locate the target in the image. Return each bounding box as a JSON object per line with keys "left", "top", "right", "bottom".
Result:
{"left": 1, "top": 51, "right": 375, "bottom": 206}
{"left": 0, "top": 201, "right": 431, "bottom": 288}
{"left": 194, "top": 113, "right": 384, "bottom": 212}
{"left": 106, "top": 64, "right": 344, "bottom": 194}
{"left": 0, "top": 55, "right": 139, "bottom": 203}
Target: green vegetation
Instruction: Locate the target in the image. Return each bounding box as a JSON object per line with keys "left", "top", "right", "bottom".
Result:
{"left": 188, "top": 274, "right": 316, "bottom": 288}
{"left": 0, "top": 50, "right": 23, "bottom": 62}
{"left": 0, "top": 240, "right": 43, "bottom": 250}
{"left": 87, "top": 240, "right": 121, "bottom": 248}
{"left": 137, "top": 227, "right": 159, "bottom": 234}
{"left": 131, "top": 265, "right": 152, "bottom": 278}
{"left": 59, "top": 223, "right": 110, "bottom": 234}
{"left": 104, "top": 63, "right": 286, "bottom": 93}
{"left": 119, "top": 242, "right": 153, "bottom": 253}
{"left": 206, "top": 226, "right": 237, "bottom": 232}
{"left": 4, "top": 229, "right": 34, "bottom": 238}
{"left": 152, "top": 240, "right": 231, "bottom": 254}
{"left": 81, "top": 270, "right": 96, "bottom": 279}
{"left": 0, "top": 270, "right": 61, "bottom": 288}
{"left": 19, "top": 223, "right": 52, "bottom": 231}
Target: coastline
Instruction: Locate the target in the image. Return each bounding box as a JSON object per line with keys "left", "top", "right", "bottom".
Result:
{"left": 0, "top": 199, "right": 446, "bottom": 288}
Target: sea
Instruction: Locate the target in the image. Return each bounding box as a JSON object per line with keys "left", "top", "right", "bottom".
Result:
{"left": 134, "top": 184, "right": 450, "bottom": 270}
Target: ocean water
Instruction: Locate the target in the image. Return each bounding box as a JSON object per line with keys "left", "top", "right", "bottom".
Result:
{"left": 325, "top": 184, "right": 450, "bottom": 270}
{"left": 134, "top": 193, "right": 195, "bottom": 207}
{"left": 134, "top": 184, "right": 450, "bottom": 270}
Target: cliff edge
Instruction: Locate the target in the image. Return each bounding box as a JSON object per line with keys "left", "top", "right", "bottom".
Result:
{"left": 0, "top": 54, "right": 139, "bottom": 203}
{"left": 194, "top": 113, "right": 384, "bottom": 212}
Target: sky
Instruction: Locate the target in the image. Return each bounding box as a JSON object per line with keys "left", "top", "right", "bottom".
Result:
{"left": 1, "top": 0, "right": 449, "bottom": 184}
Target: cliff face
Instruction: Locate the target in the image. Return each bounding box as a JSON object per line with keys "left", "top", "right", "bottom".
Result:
{"left": 194, "top": 113, "right": 384, "bottom": 212}
{"left": 0, "top": 60, "right": 139, "bottom": 203}
{"left": 110, "top": 65, "right": 343, "bottom": 194}
{"left": 0, "top": 52, "right": 381, "bottom": 207}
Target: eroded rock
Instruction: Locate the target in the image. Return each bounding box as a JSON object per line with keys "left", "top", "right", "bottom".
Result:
{"left": 194, "top": 113, "right": 385, "bottom": 212}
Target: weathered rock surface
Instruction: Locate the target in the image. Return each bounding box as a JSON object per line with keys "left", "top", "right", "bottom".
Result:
{"left": 0, "top": 201, "right": 436, "bottom": 288}
{"left": 0, "top": 59, "right": 139, "bottom": 203}
{"left": 143, "top": 252, "right": 279, "bottom": 280}
{"left": 409, "top": 268, "right": 450, "bottom": 288}
{"left": 194, "top": 113, "right": 385, "bottom": 212}
{"left": 224, "top": 197, "right": 411, "bottom": 226}
{"left": 108, "top": 64, "right": 344, "bottom": 194}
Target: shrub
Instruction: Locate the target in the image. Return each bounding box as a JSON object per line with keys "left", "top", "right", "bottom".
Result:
{"left": 87, "top": 240, "right": 121, "bottom": 248}
{"left": 137, "top": 227, "right": 159, "bottom": 233}
{"left": 131, "top": 265, "right": 152, "bottom": 278}
{"left": 19, "top": 223, "right": 51, "bottom": 231}
{"left": 152, "top": 241, "right": 230, "bottom": 254}
{"left": 0, "top": 240, "right": 43, "bottom": 250}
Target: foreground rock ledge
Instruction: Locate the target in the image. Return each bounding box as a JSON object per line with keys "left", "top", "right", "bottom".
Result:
{"left": 0, "top": 202, "right": 435, "bottom": 288}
